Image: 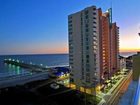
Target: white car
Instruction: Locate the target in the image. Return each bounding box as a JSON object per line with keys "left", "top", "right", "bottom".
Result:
{"left": 50, "top": 83, "right": 60, "bottom": 89}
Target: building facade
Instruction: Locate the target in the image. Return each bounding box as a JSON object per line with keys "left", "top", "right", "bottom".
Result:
{"left": 68, "top": 6, "right": 119, "bottom": 94}
{"left": 119, "top": 56, "right": 126, "bottom": 70}
{"left": 133, "top": 52, "right": 140, "bottom": 81}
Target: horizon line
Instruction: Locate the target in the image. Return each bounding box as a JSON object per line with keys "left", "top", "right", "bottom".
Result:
{"left": 0, "top": 53, "right": 69, "bottom": 56}
{"left": 0, "top": 51, "right": 138, "bottom": 56}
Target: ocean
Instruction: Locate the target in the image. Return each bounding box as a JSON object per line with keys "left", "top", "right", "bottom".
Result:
{"left": 0, "top": 54, "right": 69, "bottom": 78}
{"left": 0, "top": 52, "right": 136, "bottom": 78}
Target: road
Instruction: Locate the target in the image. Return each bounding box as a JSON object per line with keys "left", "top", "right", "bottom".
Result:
{"left": 111, "top": 70, "right": 132, "bottom": 105}
{"left": 98, "top": 70, "right": 132, "bottom": 105}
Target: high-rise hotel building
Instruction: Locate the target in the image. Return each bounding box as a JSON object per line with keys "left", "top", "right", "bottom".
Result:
{"left": 68, "top": 6, "right": 119, "bottom": 94}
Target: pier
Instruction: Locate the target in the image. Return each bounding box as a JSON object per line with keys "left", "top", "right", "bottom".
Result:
{"left": 4, "top": 59, "right": 50, "bottom": 72}
{"left": 1, "top": 59, "right": 70, "bottom": 89}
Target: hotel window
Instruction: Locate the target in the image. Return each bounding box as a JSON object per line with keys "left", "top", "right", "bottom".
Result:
{"left": 93, "top": 46, "right": 97, "bottom": 49}
{"left": 86, "top": 64, "right": 90, "bottom": 68}
{"left": 93, "top": 37, "right": 97, "bottom": 41}
{"left": 69, "top": 58, "right": 73, "bottom": 61}
{"left": 69, "top": 16, "right": 72, "bottom": 19}
{"left": 85, "top": 24, "right": 88, "bottom": 28}
{"left": 69, "top": 46, "right": 73, "bottom": 50}
{"left": 86, "top": 59, "right": 89, "bottom": 63}
{"left": 69, "top": 43, "right": 73, "bottom": 46}
{"left": 85, "top": 15, "right": 88, "bottom": 19}
{"left": 69, "top": 35, "right": 72, "bottom": 40}
{"left": 94, "top": 72, "right": 97, "bottom": 76}
{"left": 85, "top": 19, "right": 89, "bottom": 23}
{"left": 86, "top": 37, "right": 88, "bottom": 41}
{"left": 86, "top": 34, "right": 88, "bottom": 38}
{"left": 69, "top": 60, "right": 73, "bottom": 63}
{"left": 93, "top": 12, "right": 96, "bottom": 15}
{"left": 86, "top": 73, "right": 90, "bottom": 77}
{"left": 69, "top": 39, "right": 73, "bottom": 43}
{"left": 94, "top": 50, "right": 97, "bottom": 54}
{"left": 86, "top": 46, "right": 89, "bottom": 50}
{"left": 69, "top": 50, "right": 73, "bottom": 53}
{"left": 81, "top": 21, "right": 83, "bottom": 25}
{"left": 69, "top": 32, "right": 73, "bottom": 34}
{"left": 86, "top": 68, "right": 90, "bottom": 72}
{"left": 81, "top": 17, "right": 83, "bottom": 21}
{"left": 68, "top": 20, "right": 72, "bottom": 24}
{"left": 93, "top": 21, "right": 96, "bottom": 24}
{"left": 93, "top": 52, "right": 97, "bottom": 55}
{"left": 69, "top": 24, "right": 72, "bottom": 27}
{"left": 69, "top": 54, "right": 73, "bottom": 57}
{"left": 86, "top": 42, "right": 89, "bottom": 45}
{"left": 93, "top": 33, "right": 97, "bottom": 37}
{"left": 85, "top": 29, "right": 89, "bottom": 32}
{"left": 93, "top": 40, "right": 97, "bottom": 44}
{"left": 69, "top": 28, "right": 72, "bottom": 31}
{"left": 86, "top": 55, "right": 89, "bottom": 58}
{"left": 93, "top": 8, "right": 96, "bottom": 10}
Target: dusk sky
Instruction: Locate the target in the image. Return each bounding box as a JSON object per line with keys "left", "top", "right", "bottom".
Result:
{"left": 0, "top": 0, "right": 140, "bottom": 55}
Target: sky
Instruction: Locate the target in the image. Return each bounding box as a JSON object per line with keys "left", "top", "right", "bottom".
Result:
{"left": 0, "top": 0, "right": 140, "bottom": 55}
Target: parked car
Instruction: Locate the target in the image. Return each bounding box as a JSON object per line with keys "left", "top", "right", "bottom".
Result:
{"left": 50, "top": 83, "right": 60, "bottom": 89}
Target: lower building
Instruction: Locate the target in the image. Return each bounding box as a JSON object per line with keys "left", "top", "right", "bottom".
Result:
{"left": 120, "top": 56, "right": 126, "bottom": 70}
{"left": 133, "top": 52, "right": 140, "bottom": 81}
